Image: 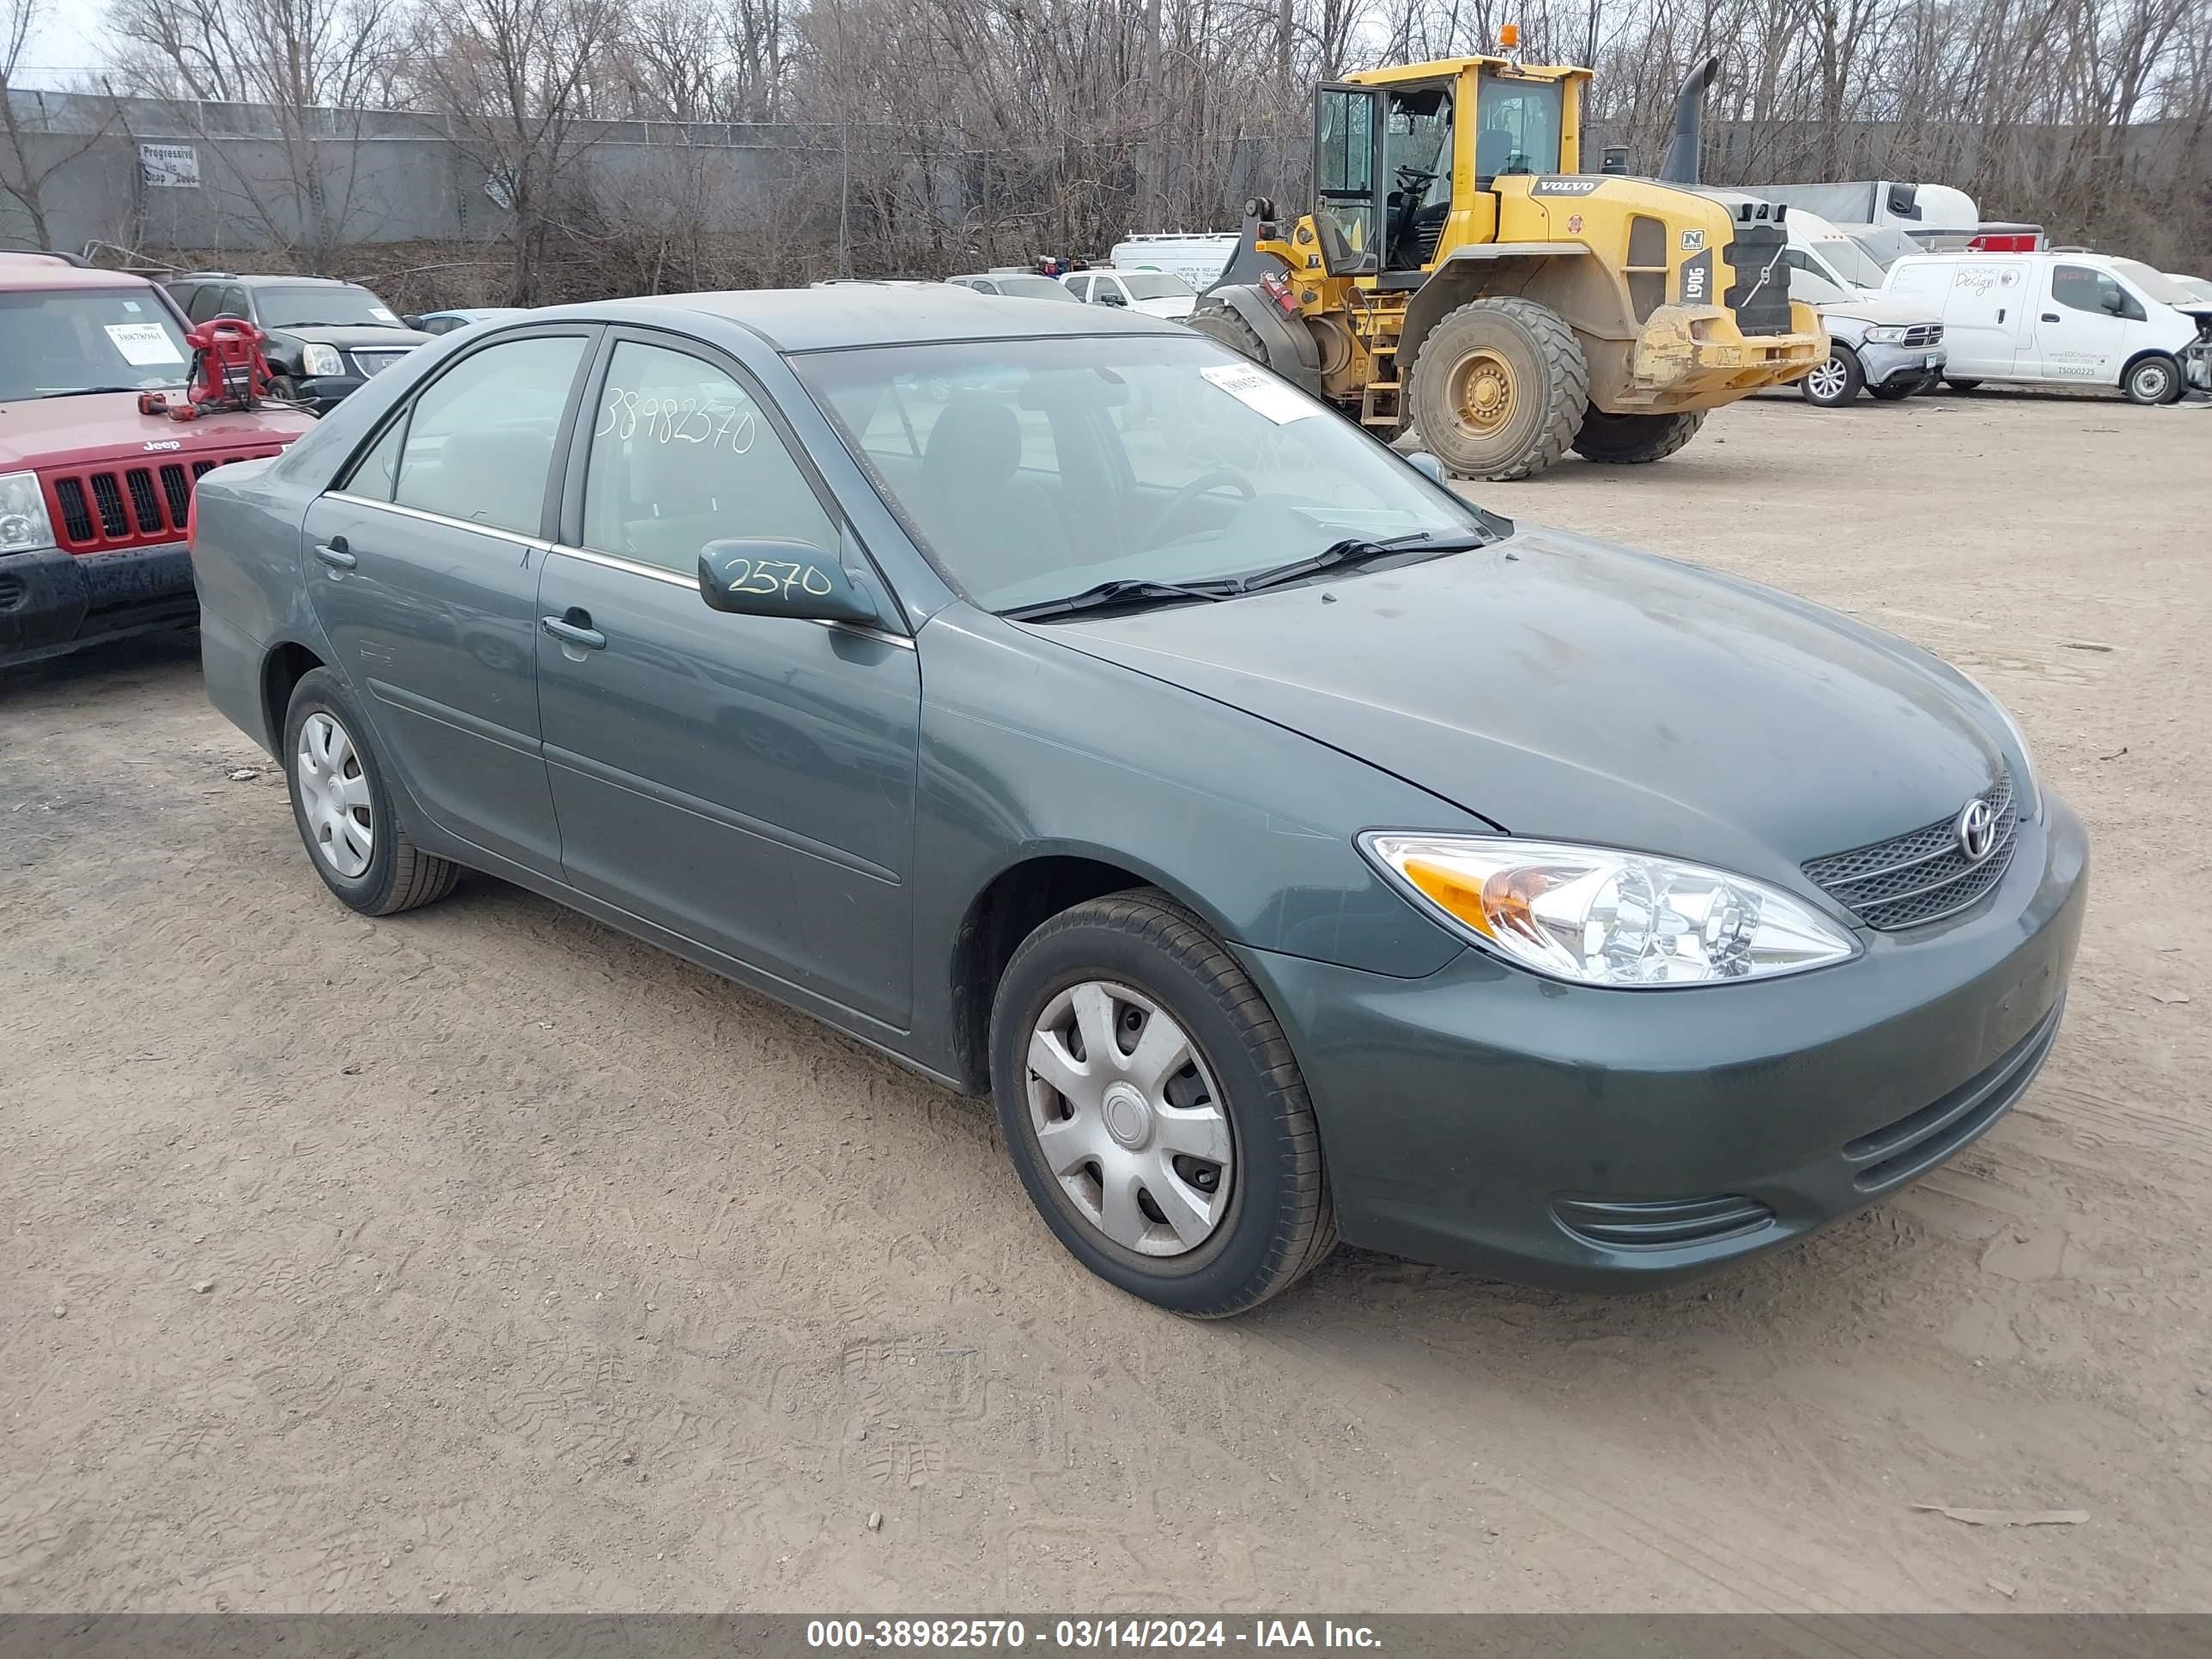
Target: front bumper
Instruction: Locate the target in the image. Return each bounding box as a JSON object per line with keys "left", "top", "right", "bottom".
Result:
{"left": 1240, "top": 794, "right": 2088, "bottom": 1290}
{"left": 294, "top": 374, "right": 364, "bottom": 415}
{"left": 0, "top": 544, "right": 198, "bottom": 670}
{"left": 1627, "top": 300, "right": 1829, "bottom": 410}
{"left": 1861, "top": 338, "right": 1948, "bottom": 389}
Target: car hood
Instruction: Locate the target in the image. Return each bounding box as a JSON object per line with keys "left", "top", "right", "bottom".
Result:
{"left": 0, "top": 391, "right": 313, "bottom": 470}
{"left": 1040, "top": 527, "right": 2010, "bottom": 884}
{"left": 1818, "top": 295, "right": 1941, "bottom": 327}
{"left": 270, "top": 325, "right": 433, "bottom": 350}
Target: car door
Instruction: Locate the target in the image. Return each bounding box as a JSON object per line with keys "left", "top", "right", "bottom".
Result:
{"left": 301, "top": 325, "right": 596, "bottom": 876}
{"left": 2030, "top": 263, "right": 2139, "bottom": 386}
{"left": 534, "top": 331, "right": 922, "bottom": 1028}
{"left": 1091, "top": 276, "right": 1132, "bottom": 310}
{"left": 1898, "top": 261, "right": 2013, "bottom": 376}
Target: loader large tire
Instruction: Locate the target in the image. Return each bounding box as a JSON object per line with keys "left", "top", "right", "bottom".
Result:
{"left": 1407, "top": 297, "right": 1587, "bottom": 481}
{"left": 1571, "top": 407, "right": 1707, "bottom": 465}
{"left": 1188, "top": 305, "right": 1270, "bottom": 366}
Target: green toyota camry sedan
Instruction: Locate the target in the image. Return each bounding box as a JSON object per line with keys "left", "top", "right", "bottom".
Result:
{"left": 186, "top": 287, "right": 2087, "bottom": 1316}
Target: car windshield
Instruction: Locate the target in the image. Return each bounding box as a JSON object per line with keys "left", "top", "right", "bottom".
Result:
{"left": 2109, "top": 259, "right": 2197, "bottom": 308}
{"left": 797, "top": 333, "right": 1482, "bottom": 613}
{"left": 1810, "top": 236, "right": 1885, "bottom": 291}
{"left": 255, "top": 284, "right": 404, "bottom": 329}
{"left": 0, "top": 289, "right": 193, "bottom": 398}
{"left": 991, "top": 276, "right": 1079, "bottom": 301}
{"left": 1120, "top": 273, "right": 1194, "bottom": 301}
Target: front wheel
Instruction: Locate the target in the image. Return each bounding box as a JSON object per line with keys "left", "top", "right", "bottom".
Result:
{"left": 1407, "top": 297, "right": 1588, "bottom": 481}
{"left": 990, "top": 889, "right": 1336, "bottom": 1317}
{"left": 2123, "top": 354, "right": 2183, "bottom": 406}
{"left": 1187, "top": 304, "right": 1269, "bottom": 367}
{"left": 1571, "top": 407, "right": 1706, "bottom": 463}
{"left": 1801, "top": 348, "right": 1863, "bottom": 407}
{"left": 266, "top": 374, "right": 301, "bottom": 403}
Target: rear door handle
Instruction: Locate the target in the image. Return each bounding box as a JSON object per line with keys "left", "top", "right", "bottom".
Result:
{"left": 2041, "top": 312, "right": 2061, "bottom": 322}
{"left": 541, "top": 612, "right": 606, "bottom": 651}
{"left": 313, "top": 536, "right": 356, "bottom": 571}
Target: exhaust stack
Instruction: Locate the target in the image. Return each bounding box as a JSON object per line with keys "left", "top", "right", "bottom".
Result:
{"left": 1658, "top": 56, "right": 1720, "bottom": 185}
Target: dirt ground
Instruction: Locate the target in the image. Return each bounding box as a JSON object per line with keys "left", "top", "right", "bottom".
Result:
{"left": 3, "top": 389, "right": 2209, "bottom": 1617}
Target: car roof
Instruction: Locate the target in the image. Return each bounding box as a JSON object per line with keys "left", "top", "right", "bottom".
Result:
{"left": 174, "top": 272, "right": 367, "bottom": 287}
{"left": 561, "top": 284, "right": 1189, "bottom": 351}
{"left": 0, "top": 254, "right": 159, "bottom": 293}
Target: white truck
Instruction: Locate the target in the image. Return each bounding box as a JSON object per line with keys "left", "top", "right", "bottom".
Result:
{"left": 1106, "top": 234, "right": 1240, "bottom": 292}
{"left": 1883, "top": 251, "right": 2212, "bottom": 404}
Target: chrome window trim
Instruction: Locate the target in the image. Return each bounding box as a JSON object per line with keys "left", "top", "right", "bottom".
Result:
{"left": 325, "top": 490, "right": 550, "bottom": 550}
{"left": 547, "top": 542, "right": 918, "bottom": 651}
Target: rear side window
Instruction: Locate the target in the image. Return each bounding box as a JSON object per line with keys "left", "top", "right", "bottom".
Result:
{"left": 392, "top": 334, "right": 586, "bottom": 535}
{"left": 580, "top": 340, "right": 836, "bottom": 575}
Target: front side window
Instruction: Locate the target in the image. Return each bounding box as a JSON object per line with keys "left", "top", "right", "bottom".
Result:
{"left": 0, "top": 288, "right": 194, "bottom": 399}
{"left": 2051, "top": 264, "right": 2142, "bottom": 321}
{"left": 1121, "top": 273, "right": 1194, "bottom": 301}
{"left": 581, "top": 340, "right": 836, "bottom": 575}
{"left": 798, "top": 333, "right": 1480, "bottom": 613}
{"left": 392, "top": 334, "right": 586, "bottom": 535}
{"left": 255, "top": 284, "right": 404, "bottom": 330}
{"left": 1091, "top": 279, "right": 1130, "bottom": 307}
{"left": 1474, "top": 76, "right": 1563, "bottom": 177}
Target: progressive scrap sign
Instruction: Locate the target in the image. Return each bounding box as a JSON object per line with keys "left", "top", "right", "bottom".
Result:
{"left": 138, "top": 143, "right": 200, "bottom": 189}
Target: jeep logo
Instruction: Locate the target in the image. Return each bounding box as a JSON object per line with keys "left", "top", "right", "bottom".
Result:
{"left": 142, "top": 439, "right": 183, "bottom": 452}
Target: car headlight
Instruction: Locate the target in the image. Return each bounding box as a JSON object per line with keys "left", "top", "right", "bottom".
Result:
{"left": 301, "top": 343, "right": 344, "bottom": 377}
{"left": 1862, "top": 325, "right": 1911, "bottom": 344}
{"left": 1362, "top": 834, "right": 1859, "bottom": 988}
{"left": 0, "top": 470, "right": 57, "bottom": 553}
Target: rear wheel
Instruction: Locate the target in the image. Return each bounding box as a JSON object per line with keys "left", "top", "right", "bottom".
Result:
{"left": 2123, "top": 354, "right": 2183, "bottom": 406}
{"left": 1408, "top": 297, "right": 1587, "bottom": 481}
{"left": 283, "top": 668, "right": 459, "bottom": 916}
{"left": 1571, "top": 407, "right": 1706, "bottom": 463}
{"left": 990, "top": 888, "right": 1336, "bottom": 1317}
{"left": 1801, "top": 347, "right": 1863, "bottom": 407}
{"left": 1943, "top": 377, "right": 1982, "bottom": 393}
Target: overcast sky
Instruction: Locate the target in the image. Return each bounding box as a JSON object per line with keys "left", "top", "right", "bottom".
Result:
{"left": 14, "top": 3, "right": 110, "bottom": 88}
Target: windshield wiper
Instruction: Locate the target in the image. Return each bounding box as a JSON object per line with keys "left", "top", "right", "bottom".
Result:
{"left": 1003, "top": 578, "right": 1243, "bottom": 623}
{"left": 1235, "top": 529, "right": 1494, "bottom": 593}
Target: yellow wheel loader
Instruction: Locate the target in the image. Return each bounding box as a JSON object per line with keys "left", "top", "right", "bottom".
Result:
{"left": 1192, "top": 51, "right": 1827, "bottom": 480}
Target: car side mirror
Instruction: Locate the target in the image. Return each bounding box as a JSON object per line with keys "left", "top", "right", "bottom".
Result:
{"left": 697, "top": 538, "right": 883, "bottom": 628}
{"left": 2100, "top": 289, "right": 2124, "bottom": 314}
{"left": 1405, "top": 452, "right": 1447, "bottom": 484}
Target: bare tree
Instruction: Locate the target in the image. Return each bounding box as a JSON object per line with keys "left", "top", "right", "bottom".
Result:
{"left": 0, "top": 0, "right": 119, "bottom": 248}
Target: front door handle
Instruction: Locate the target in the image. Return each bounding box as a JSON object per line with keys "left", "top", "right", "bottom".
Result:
{"left": 2041, "top": 312, "right": 2061, "bottom": 322}
{"left": 541, "top": 611, "right": 606, "bottom": 651}
{"left": 313, "top": 536, "right": 356, "bottom": 571}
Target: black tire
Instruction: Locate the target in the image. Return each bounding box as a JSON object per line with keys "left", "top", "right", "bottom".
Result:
{"left": 266, "top": 374, "right": 301, "bottom": 403}
{"left": 1866, "top": 380, "right": 1917, "bottom": 401}
{"left": 1188, "top": 304, "right": 1269, "bottom": 366}
{"left": 2123, "top": 354, "right": 2183, "bottom": 406}
{"left": 1407, "top": 296, "right": 1587, "bottom": 481}
{"left": 1571, "top": 407, "right": 1707, "bottom": 463}
{"left": 990, "top": 888, "right": 1337, "bottom": 1317}
{"left": 282, "top": 667, "right": 459, "bottom": 916}
{"left": 1944, "top": 378, "right": 1982, "bottom": 393}
{"left": 1800, "top": 346, "right": 1865, "bottom": 408}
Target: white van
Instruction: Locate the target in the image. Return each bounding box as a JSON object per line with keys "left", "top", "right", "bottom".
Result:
{"left": 1885, "top": 252, "right": 2212, "bottom": 404}
{"left": 1107, "top": 234, "right": 1240, "bottom": 293}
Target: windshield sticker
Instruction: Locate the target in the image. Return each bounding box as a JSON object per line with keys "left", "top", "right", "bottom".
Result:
{"left": 105, "top": 323, "right": 185, "bottom": 367}
{"left": 370, "top": 306, "right": 399, "bottom": 324}
{"left": 1200, "top": 362, "right": 1322, "bottom": 424}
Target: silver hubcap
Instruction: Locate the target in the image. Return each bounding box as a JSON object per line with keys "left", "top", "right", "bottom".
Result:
{"left": 295, "top": 711, "right": 374, "bottom": 879}
{"left": 2135, "top": 365, "right": 2168, "bottom": 398}
{"left": 1024, "top": 981, "right": 1233, "bottom": 1257}
{"left": 1808, "top": 358, "right": 1849, "bottom": 400}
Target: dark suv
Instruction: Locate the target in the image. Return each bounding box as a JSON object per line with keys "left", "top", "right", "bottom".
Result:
{"left": 163, "top": 274, "right": 432, "bottom": 413}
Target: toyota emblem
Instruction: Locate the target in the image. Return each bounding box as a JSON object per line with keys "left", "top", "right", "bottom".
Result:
{"left": 1956, "top": 797, "right": 1998, "bottom": 864}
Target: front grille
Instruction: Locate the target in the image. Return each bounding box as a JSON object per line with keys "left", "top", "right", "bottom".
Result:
{"left": 1553, "top": 1193, "right": 1776, "bottom": 1250}
{"left": 1901, "top": 323, "right": 1942, "bottom": 348}
{"left": 39, "top": 448, "right": 285, "bottom": 552}
{"left": 1844, "top": 1001, "right": 2062, "bottom": 1191}
{"left": 1803, "top": 771, "right": 2018, "bottom": 931}
{"left": 351, "top": 349, "right": 409, "bottom": 378}
{"left": 1725, "top": 222, "right": 1793, "bottom": 337}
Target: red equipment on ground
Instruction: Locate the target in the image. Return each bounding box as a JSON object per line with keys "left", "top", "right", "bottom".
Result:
{"left": 138, "top": 318, "right": 277, "bottom": 422}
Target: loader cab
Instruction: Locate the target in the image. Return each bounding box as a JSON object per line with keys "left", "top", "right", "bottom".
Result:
{"left": 1312, "top": 59, "right": 1586, "bottom": 284}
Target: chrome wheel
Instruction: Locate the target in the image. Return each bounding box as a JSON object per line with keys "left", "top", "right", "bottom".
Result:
{"left": 1024, "top": 980, "right": 1233, "bottom": 1257}
{"left": 1806, "top": 356, "right": 1850, "bottom": 403}
{"left": 295, "top": 710, "right": 373, "bottom": 879}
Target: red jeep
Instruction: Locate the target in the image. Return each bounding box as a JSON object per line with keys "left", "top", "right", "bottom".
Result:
{"left": 0, "top": 253, "right": 314, "bottom": 671}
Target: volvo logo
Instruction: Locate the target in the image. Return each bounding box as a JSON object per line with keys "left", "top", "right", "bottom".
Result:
{"left": 1956, "top": 797, "right": 1998, "bottom": 864}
